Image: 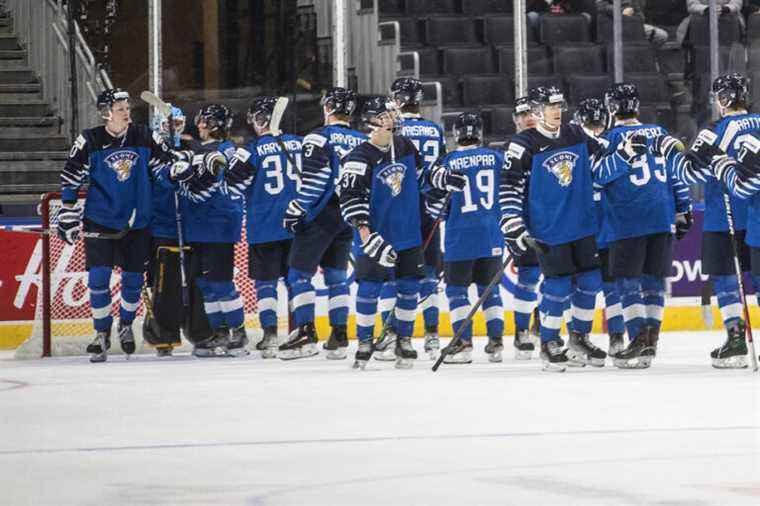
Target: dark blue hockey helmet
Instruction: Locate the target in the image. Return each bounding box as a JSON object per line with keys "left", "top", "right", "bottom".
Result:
{"left": 453, "top": 112, "right": 483, "bottom": 144}
{"left": 247, "top": 96, "right": 278, "bottom": 128}
{"left": 361, "top": 95, "right": 399, "bottom": 130}
{"left": 513, "top": 96, "right": 532, "bottom": 116}
{"left": 713, "top": 73, "right": 749, "bottom": 110}
{"left": 194, "top": 104, "right": 233, "bottom": 136}
{"left": 528, "top": 85, "right": 566, "bottom": 112}
{"left": 574, "top": 98, "right": 608, "bottom": 128}
{"left": 321, "top": 87, "right": 357, "bottom": 117}
{"left": 390, "top": 77, "right": 423, "bottom": 108}
{"left": 96, "top": 88, "right": 130, "bottom": 118}
{"left": 605, "top": 82, "right": 640, "bottom": 117}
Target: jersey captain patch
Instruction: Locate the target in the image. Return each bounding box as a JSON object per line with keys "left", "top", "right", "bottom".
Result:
{"left": 542, "top": 151, "right": 578, "bottom": 187}
{"left": 105, "top": 151, "right": 139, "bottom": 182}
{"left": 376, "top": 162, "right": 406, "bottom": 197}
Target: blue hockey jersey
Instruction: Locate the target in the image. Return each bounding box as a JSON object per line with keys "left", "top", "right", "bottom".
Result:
{"left": 60, "top": 125, "right": 173, "bottom": 231}
{"left": 225, "top": 133, "right": 303, "bottom": 244}
{"left": 180, "top": 139, "right": 243, "bottom": 243}
{"left": 436, "top": 146, "right": 505, "bottom": 262}
{"left": 339, "top": 135, "right": 423, "bottom": 252}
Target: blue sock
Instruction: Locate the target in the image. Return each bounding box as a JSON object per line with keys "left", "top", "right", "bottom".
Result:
{"left": 287, "top": 268, "right": 315, "bottom": 326}
{"left": 324, "top": 267, "right": 349, "bottom": 327}
{"left": 196, "top": 277, "right": 224, "bottom": 330}
{"left": 713, "top": 274, "right": 742, "bottom": 328}
{"left": 395, "top": 277, "right": 419, "bottom": 338}
{"left": 513, "top": 266, "right": 540, "bottom": 332}
{"left": 379, "top": 281, "right": 397, "bottom": 331}
{"left": 478, "top": 283, "right": 504, "bottom": 338}
{"left": 617, "top": 276, "right": 645, "bottom": 339}
{"left": 539, "top": 276, "right": 572, "bottom": 343}
{"left": 255, "top": 280, "right": 278, "bottom": 329}
{"left": 641, "top": 275, "right": 665, "bottom": 329}
{"left": 446, "top": 284, "right": 472, "bottom": 342}
{"left": 356, "top": 280, "right": 382, "bottom": 342}
{"left": 572, "top": 269, "right": 601, "bottom": 335}
{"left": 212, "top": 280, "right": 244, "bottom": 328}
{"left": 88, "top": 266, "right": 113, "bottom": 332}
{"left": 603, "top": 281, "right": 625, "bottom": 334}
{"left": 420, "top": 265, "right": 439, "bottom": 331}
{"left": 119, "top": 271, "right": 143, "bottom": 325}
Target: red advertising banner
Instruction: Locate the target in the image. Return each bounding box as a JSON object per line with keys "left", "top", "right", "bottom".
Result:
{"left": 0, "top": 229, "right": 41, "bottom": 321}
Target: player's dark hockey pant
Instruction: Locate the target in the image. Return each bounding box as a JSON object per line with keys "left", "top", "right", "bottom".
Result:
{"left": 84, "top": 220, "right": 149, "bottom": 332}
{"left": 189, "top": 242, "right": 244, "bottom": 332}
{"left": 444, "top": 256, "right": 504, "bottom": 342}
{"left": 143, "top": 240, "right": 186, "bottom": 347}
{"left": 536, "top": 236, "right": 601, "bottom": 343}
{"left": 249, "top": 239, "right": 292, "bottom": 330}
{"left": 703, "top": 231, "right": 753, "bottom": 328}
{"left": 288, "top": 220, "right": 352, "bottom": 328}
{"left": 354, "top": 248, "right": 423, "bottom": 342}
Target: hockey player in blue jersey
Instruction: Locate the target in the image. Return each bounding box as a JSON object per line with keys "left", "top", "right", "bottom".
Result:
{"left": 179, "top": 104, "right": 248, "bottom": 358}
{"left": 279, "top": 87, "right": 367, "bottom": 360}
{"left": 503, "top": 85, "right": 606, "bottom": 371}
{"left": 506, "top": 96, "right": 541, "bottom": 359}
{"left": 57, "top": 88, "right": 180, "bottom": 362}
{"left": 339, "top": 96, "right": 434, "bottom": 369}
{"left": 658, "top": 74, "right": 760, "bottom": 367}
{"left": 428, "top": 113, "right": 506, "bottom": 364}
{"left": 389, "top": 77, "right": 447, "bottom": 359}
{"left": 224, "top": 96, "right": 302, "bottom": 359}
{"left": 594, "top": 84, "right": 692, "bottom": 369}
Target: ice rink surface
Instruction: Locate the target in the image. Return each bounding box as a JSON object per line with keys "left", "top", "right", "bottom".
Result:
{"left": 1, "top": 330, "right": 759, "bottom": 506}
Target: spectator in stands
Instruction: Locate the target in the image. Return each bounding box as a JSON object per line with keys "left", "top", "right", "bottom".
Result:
{"left": 527, "top": 1, "right": 594, "bottom": 40}
{"left": 677, "top": 0, "right": 744, "bottom": 45}
{"left": 644, "top": 0, "right": 687, "bottom": 32}
{"left": 746, "top": 1, "right": 760, "bottom": 17}
{"left": 596, "top": 1, "right": 669, "bottom": 47}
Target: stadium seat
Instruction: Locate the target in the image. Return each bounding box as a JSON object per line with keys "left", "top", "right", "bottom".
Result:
{"left": 379, "top": 0, "right": 404, "bottom": 17}
{"left": 497, "top": 46, "right": 551, "bottom": 76}
{"left": 422, "top": 75, "right": 462, "bottom": 106}
{"left": 688, "top": 14, "right": 742, "bottom": 46}
{"left": 397, "top": 17, "right": 423, "bottom": 47}
{"left": 596, "top": 15, "right": 646, "bottom": 44}
{"left": 484, "top": 107, "right": 516, "bottom": 138}
{"left": 566, "top": 74, "right": 610, "bottom": 104}
{"left": 540, "top": 14, "right": 590, "bottom": 45}
{"left": 638, "top": 106, "right": 659, "bottom": 126}
{"left": 525, "top": 75, "right": 565, "bottom": 95}
{"left": 424, "top": 17, "right": 482, "bottom": 46}
{"left": 442, "top": 46, "right": 495, "bottom": 75}
{"left": 462, "top": 75, "right": 513, "bottom": 106}
{"left": 750, "top": 46, "right": 760, "bottom": 72}
{"left": 606, "top": 43, "right": 658, "bottom": 74}
{"left": 461, "top": 0, "right": 512, "bottom": 15}
{"left": 751, "top": 71, "right": 760, "bottom": 111}
{"left": 407, "top": 0, "right": 458, "bottom": 16}
{"left": 626, "top": 73, "right": 669, "bottom": 108}
{"left": 484, "top": 16, "right": 515, "bottom": 46}
{"left": 553, "top": 44, "right": 604, "bottom": 76}
{"left": 749, "top": 14, "right": 760, "bottom": 49}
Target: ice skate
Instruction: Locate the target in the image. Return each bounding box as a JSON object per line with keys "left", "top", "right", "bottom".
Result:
{"left": 118, "top": 321, "right": 136, "bottom": 358}
{"left": 260, "top": 326, "right": 278, "bottom": 359}
{"left": 353, "top": 340, "right": 373, "bottom": 370}
{"left": 373, "top": 327, "right": 398, "bottom": 361}
{"left": 485, "top": 336, "right": 503, "bottom": 363}
{"left": 87, "top": 330, "right": 111, "bottom": 363}
{"left": 394, "top": 336, "right": 417, "bottom": 369}
{"left": 711, "top": 320, "right": 748, "bottom": 369}
{"left": 155, "top": 345, "right": 173, "bottom": 358}
{"left": 442, "top": 339, "right": 473, "bottom": 364}
{"left": 568, "top": 331, "right": 606, "bottom": 367}
{"left": 423, "top": 326, "right": 440, "bottom": 360}
{"left": 513, "top": 329, "right": 535, "bottom": 359}
{"left": 540, "top": 338, "right": 568, "bottom": 372}
{"left": 227, "top": 324, "right": 250, "bottom": 357}
{"left": 608, "top": 332, "right": 625, "bottom": 357}
{"left": 192, "top": 329, "right": 230, "bottom": 358}
{"left": 323, "top": 324, "right": 348, "bottom": 360}
{"left": 278, "top": 322, "right": 318, "bottom": 360}
{"left": 613, "top": 330, "right": 652, "bottom": 369}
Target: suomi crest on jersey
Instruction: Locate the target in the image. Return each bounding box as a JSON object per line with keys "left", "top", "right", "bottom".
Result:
{"left": 376, "top": 162, "right": 406, "bottom": 197}
{"left": 104, "top": 151, "right": 139, "bottom": 182}
{"left": 542, "top": 151, "right": 578, "bottom": 187}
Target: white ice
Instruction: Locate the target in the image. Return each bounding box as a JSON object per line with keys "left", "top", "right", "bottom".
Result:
{"left": 1, "top": 331, "right": 759, "bottom": 506}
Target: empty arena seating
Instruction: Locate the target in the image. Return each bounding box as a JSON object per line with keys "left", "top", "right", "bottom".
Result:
{"left": 442, "top": 46, "right": 495, "bottom": 75}
{"left": 539, "top": 14, "right": 591, "bottom": 46}
{"left": 461, "top": 0, "right": 512, "bottom": 16}
{"left": 424, "top": 16, "right": 481, "bottom": 46}
{"left": 462, "top": 75, "right": 513, "bottom": 106}
{"left": 553, "top": 44, "right": 604, "bottom": 76}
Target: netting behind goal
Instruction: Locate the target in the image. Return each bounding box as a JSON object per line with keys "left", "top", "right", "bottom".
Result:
{"left": 14, "top": 192, "right": 262, "bottom": 359}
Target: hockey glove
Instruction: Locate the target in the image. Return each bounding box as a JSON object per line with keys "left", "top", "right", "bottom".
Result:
{"left": 502, "top": 217, "right": 530, "bottom": 257}
{"left": 432, "top": 169, "right": 467, "bottom": 192}
{"left": 688, "top": 128, "right": 725, "bottom": 168}
{"left": 675, "top": 211, "right": 693, "bottom": 241}
{"left": 617, "top": 132, "right": 648, "bottom": 164}
{"left": 203, "top": 151, "right": 228, "bottom": 177}
{"left": 361, "top": 232, "right": 398, "bottom": 268}
{"left": 171, "top": 150, "right": 194, "bottom": 163}
{"left": 736, "top": 134, "right": 760, "bottom": 175}
{"left": 283, "top": 200, "right": 307, "bottom": 233}
{"left": 169, "top": 160, "right": 194, "bottom": 183}
{"left": 651, "top": 134, "right": 684, "bottom": 160}
{"left": 55, "top": 204, "right": 82, "bottom": 246}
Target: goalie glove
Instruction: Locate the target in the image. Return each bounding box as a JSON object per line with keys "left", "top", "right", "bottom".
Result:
{"left": 431, "top": 166, "right": 467, "bottom": 192}
{"left": 617, "top": 132, "right": 648, "bottom": 164}
{"left": 55, "top": 205, "right": 82, "bottom": 246}
{"left": 283, "top": 200, "right": 307, "bottom": 233}
{"left": 361, "top": 232, "right": 398, "bottom": 268}
{"left": 501, "top": 216, "right": 530, "bottom": 257}
{"left": 675, "top": 210, "right": 693, "bottom": 241}
{"left": 651, "top": 134, "right": 684, "bottom": 160}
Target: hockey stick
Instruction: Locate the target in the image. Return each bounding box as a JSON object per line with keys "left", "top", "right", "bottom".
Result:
{"left": 19, "top": 209, "right": 136, "bottom": 240}
{"left": 701, "top": 280, "right": 714, "bottom": 329}
{"left": 721, "top": 192, "right": 759, "bottom": 372}
{"left": 140, "top": 90, "right": 171, "bottom": 117}
{"left": 432, "top": 237, "right": 547, "bottom": 372}
{"left": 269, "top": 97, "right": 301, "bottom": 177}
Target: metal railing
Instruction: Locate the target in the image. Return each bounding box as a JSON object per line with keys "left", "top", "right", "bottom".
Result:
{"left": 7, "top": 0, "right": 112, "bottom": 142}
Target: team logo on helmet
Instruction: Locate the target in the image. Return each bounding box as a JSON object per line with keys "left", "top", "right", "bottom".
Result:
{"left": 542, "top": 152, "right": 578, "bottom": 187}
{"left": 105, "top": 151, "right": 139, "bottom": 182}
{"left": 376, "top": 162, "right": 406, "bottom": 197}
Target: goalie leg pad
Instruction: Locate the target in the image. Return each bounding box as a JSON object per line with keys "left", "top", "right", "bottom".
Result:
{"left": 255, "top": 280, "right": 278, "bottom": 329}
{"left": 324, "top": 267, "right": 349, "bottom": 327}
{"left": 356, "top": 280, "right": 382, "bottom": 342}
{"left": 119, "top": 271, "right": 143, "bottom": 324}
{"left": 287, "top": 268, "right": 316, "bottom": 326}
{"left": 88, "top": 266, "right": 113, "bottom": 332}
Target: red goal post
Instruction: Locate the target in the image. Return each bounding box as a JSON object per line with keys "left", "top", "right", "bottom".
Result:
{"left": 15, "top": 192, "right": 263, "bottom": 358}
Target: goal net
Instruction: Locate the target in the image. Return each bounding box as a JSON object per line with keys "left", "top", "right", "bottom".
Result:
{"left": 14, "top": 192, "right": 266, "bottom": 359}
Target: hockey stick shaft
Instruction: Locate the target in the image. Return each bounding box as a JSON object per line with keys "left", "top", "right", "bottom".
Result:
{"left": 17, "top": 208, "right": 136, "bottom": 240}
{"left": 721, "top": 192, "right": 759, "bottom": 371}
{"left": 174, "top": 192, "right": 190, "bottom": 308}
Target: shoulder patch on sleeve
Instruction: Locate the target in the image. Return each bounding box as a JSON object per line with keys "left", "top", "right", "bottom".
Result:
{"left": 303, "top": 133, "right": 328, "bottom": 148}
{"left": 234, "top": 147, "right": 252, "bottom": 163}
{"left": 506, "top": 142, "right": 526, "bottom": 160}
{"left": 343, "top": 160, "right": 368, "bottom": 176}
{"left": 697, "top": 128, "right": 719, "bottom": 146}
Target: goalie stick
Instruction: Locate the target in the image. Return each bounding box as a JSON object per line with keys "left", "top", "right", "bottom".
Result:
{"left": 268, "top": 96, "right": 301, "bottom": 177}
